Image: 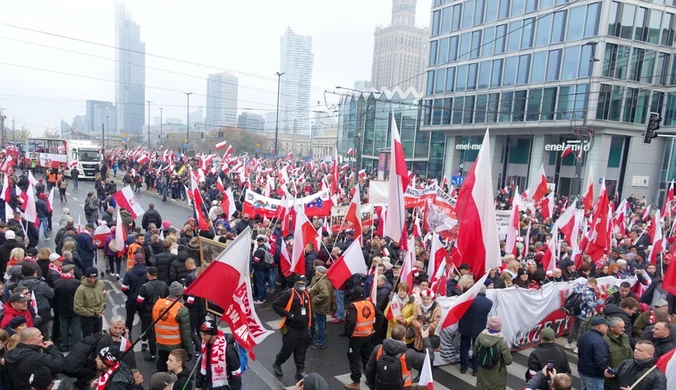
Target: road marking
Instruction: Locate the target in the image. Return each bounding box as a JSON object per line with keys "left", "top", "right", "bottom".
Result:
{"left": 248, "top": 354, "right": 288, "bottom": 390}
{"left": 72, "top": 197, "right": 79, "bottom": 202}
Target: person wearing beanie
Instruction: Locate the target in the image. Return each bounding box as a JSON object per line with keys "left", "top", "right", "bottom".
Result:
{"left": 526, "top": 327, "right": 571, "bottom": 381}
{"left": 53, "top": 263, "right": 80, "bottom": 351}
{"left": 474, "top": 316, "right": 512, "bottom": 389}
{"left": 18, "top": 264, "right": 54, "bottom": 339}
{"left": 137, "top": 266, "right": 170, "bottom": 361}
{"left": 120, "top": 252, "right": 148, "bottom": 341}
{"left": 92, "top": 346, "right": 138, "bottom": 390}
{"left": 0, "top": 229, "right": 21, "bottom": 276}
{"left": 4, "top": 315, "right": 28, "bottom": 336}
{"left": 74, "top": 266, "right": 105, "bottom": 337}
{"left": 195, "top": 320, "right": 242, "bottom": 390}
{"left": 308, "top": 265, "right": 332, "bottom": 350}
{"left": 151, "top": 281, "right": 193, "bottom": 372}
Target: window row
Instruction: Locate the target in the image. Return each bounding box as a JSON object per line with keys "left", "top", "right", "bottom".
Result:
{"left": 423, "top": 84, "right": 589, "bottom": 126}
{"left": 602, "top": 43, "right": 672, "bottom": 85}
{"left": 431, "top": 0, "right": 585, "bottom": 36}
{"left": 426, "top": 45, "right": 593, "bottom": 95}
{"left": 429, "top": 3, "right": 600, "bottom": 66}
{"left": 608, "top": 2, "right": 676, "bottom": 47}
{"left": 596, "top": 85, "right": 664, "bottom": 124}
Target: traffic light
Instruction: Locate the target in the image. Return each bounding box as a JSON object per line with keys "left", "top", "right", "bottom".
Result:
{"left": 643, "top": 112, "right": 662, "bottom": 144}
{"left": 201, "top": 132, "right": 204, "bottom": 139}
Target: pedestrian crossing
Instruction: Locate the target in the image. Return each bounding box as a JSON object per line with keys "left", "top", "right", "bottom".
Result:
{"left": 282, "top": 337, "right": 582, "bottom": 390}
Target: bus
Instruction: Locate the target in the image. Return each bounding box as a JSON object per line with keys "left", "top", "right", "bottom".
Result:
{"left": 26, "top": 138, "right": 68, "bottom": 168}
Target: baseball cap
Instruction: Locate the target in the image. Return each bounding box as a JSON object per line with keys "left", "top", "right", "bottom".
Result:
{"left": 147, "top": 266, "right": 159, "bottom": 276}
{"left": 653, "top": 299, "right": 669, "bottom": 309}
{"left": 9, "top": 292, "right": 29, "bottom": 303}
{"left": 540, "top": 327, "right": 556, "bottom": 342}
{"left": 148, "top": 373, "right": 177, "bottom": 390}
{"left": 591, "top": 317, "right": 610, "bottom": 327}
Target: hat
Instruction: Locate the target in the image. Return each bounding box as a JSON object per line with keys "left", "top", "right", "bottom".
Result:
{"left": 212, "top": 200, "right": 219, "bottom": 206}
{"left": 49, "top": 253, "right": 60, "bottom": 262}
{"left": 7, "top": 266, "right": 22, "bottom": 277}
{"left": 294, "top": 275, "right": 308, "bottom": 284}
{"left": 516, "top": 268, "right": 528, "bottom": 277}
{"left": 4, "top": 230, "right": 15, "bottom": 240}
{"left": 315, "top": 266, "right": 327, "bottom": 274}
{"left": 149, "top": 372, "right": 177, "bottom": 390}
{"left": 29, "top": 366, "right": 53, "bottom": 388}
{"left": 26, "top": 247, "right": 38, "bottom": 256}
{"left": 134, "top": 253, "right": 145, "bottom": 263}
{"left": 147, "top": 266, "right": 159, "bottom": 276}
{"left": 484, "top": 278, "right": 494, "bottom": 286}
{"left": 458, "top": 263, "right": 471, "bottom": 271}
{"left": 98, "top": 347, "right": 118, "bottom": 367}
{"left": 487, "top": 316, "right": 502, "bottom": 331}
{"left": 8, "top": 316, "right": 27, "bottom": 329}
{"left": 85, "top": 267, "right": 98, "bottom": 277}
{"left": 86, "top": 222, "right": 96, "bottom": 229}
{"left": 383, "top": 262, "right": 393, "bottom": 271}
{"left": 540, "top": 327, "right": 555, "bottom": 342}
{"left": 162, "top": 220, "right": 171, "bottom": 229}
{"left": 302, "top": 372, "right": 329, "bottom": 390}
{"left": 420, "top": 289, "right": 436, "bottom": 300}
{"left": 591, "top": 317, "right": 610, "bottom": 327}
{"left": 256, "top": 235, "right": 267, "bottom": 242}
{"left": 200, "top": 319, "right": 218, "bottom": 335}
{"left": 242, "top": 213, "right": 249, "bottom": 219}
{"left": 346, "top": 230, "right": 354, "bottom": 236}
{"left": 61, "top": 264, "right": 76, "bottom": 273}
{"left": 169, "top": 281, "right": 184, "bottom": 298}
{"left": 21, "top": 266, "right": 35, "bottom": 276}
{"left": 9, "top": 292, "right": 28, "bottom": 303}
{"left": 653, "top": 299, "right": 669, "bottom": 309}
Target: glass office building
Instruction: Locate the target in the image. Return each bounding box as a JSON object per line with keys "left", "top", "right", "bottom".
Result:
{"left": 423, "top": 0, "right": 676, "bottom": 201}
{"left": 338, "top": 89, "right": 446, "bottom": 179}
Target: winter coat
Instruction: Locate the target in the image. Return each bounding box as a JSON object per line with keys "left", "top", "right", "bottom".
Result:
{"left": 142, "top": 208, "right": 162, "bottom": 231}
{"left": 154, "top": 250, "right": 176, "bottom": 285}
{"left": 577, "top": 329, "right": 609, "bottom": 378}
{"left": 121, "top": 264, "right": 147, "bottom": 307}
{"left": 54, "top": 275, "right": 81, "bottom": 317}
{"left": 365, "top": 337, "right": 433, "bottom": 389}
{"left": 0, "top": 302, "right": 35, "bottom": 328}
{"left": 58, "top": 213, "right": 71, "bottom": 228}
{"left": 19, "top": 276, "right": 54, "bottom": 312}
{"left": 62, "top": 333, "right": 100, "bottom": 381}
{"left": 0, "top": 238, "right": 21, "bottom": 274}
{"left": 611, "top": 357, "right": 667, "bottom": 390}
{"left": 633, "top": 310, "right": 676, "bottom": 338}
{"left": 35, "top": 199, "right": 50, "bottom": 219}
{"left": 474, "top": 330, "right": 512, "bottom": 390}
{"left": 375, "top": 283, "right": 391, "bottom": 313}
{"left": 650, "top": 334, "right": 676, "bottom": 359}
{"left": 195, "top": 333, "right": 241, "bottom": 390}
{"left": 458, "top": 292, "right": 493, "bottom": 338}
{"left": 76, "top": 232, "right": 96, "bottom": 267}
{"left": 94, "top": 331, "right": 137, "bottom": 369}
{"left": 137, "top": 279, "right": 169, "bottom": 316}
{"left": 153, "top": 299, "right": 194, "bottom": 355}
{"left": 603, "top": 332, "right": 632, "bottom": 386}
{"left": 384, "top": 295, "right": 417, "bottom": 345}
{"left": 3, "top": 342, "right": 65, "bottom": 390}
{"left": 526, "top": 342, "right": 571, "bottom": 381}
{"left": 309, "top": 273, "right": 333, "bottom": 315}
{"left": 170, "top": 257, "right": 190, "bottom": 284}
{"left": 120, "top": 209, "right": 133, "bottom": 231}
{"left": 174, "top": 367, "right": 194, "bottom": 390}
{"left": 412, "top": 302, "right": 442, "bottom": 351}
{"left": 602, "top": 303, "right": 635, "bottom": 346}
{"left": 73, "top": 278, "right": 105, "bottom": 318}
{"left": 84, "top": 197, "right": 99, "bottom": 222}
{"left": 304, "top": 250, "right": 319, "bottom": 281}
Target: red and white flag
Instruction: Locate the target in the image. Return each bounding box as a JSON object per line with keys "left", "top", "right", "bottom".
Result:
{"left": 561, "top": 145, "right": 574, "bottom": 159}
{"left": 587, "top": 179, "right": 609, "bottom": 263}
{"left": 664, "top": 181, "right": 675, "bottom": 219}
{"left": 455, "top": 129, "right": 501, "bottom": 278}
{"left": 215, "top": 140, "right": 228, "bottom": 151}
{"left": 24, "top": 183, "right": 38, "bottom": 224}
{"left": 46, "top": 188, "right": 54, "bottom": 214}
{"left": 427, "top": 233, "right": 446, "bottom": 286}
{"left": 347, "top": 148, "right": 354, "bottom": 156}
{"left": 331, "top": 149, "right": 339, "bottom": 196}
{"left": 222, "top": 188, "right": 236, "bottom": 219}
{"left": 191, "top": 176, "right": 210, "bottom": 232}
{"left": 216, "top": 176, "right": 225, "bottom": 193}
{"left": 418, "top": 349, "right": 435, "bottom": 390}
{"left": 326, "top": 240, "right": 368, "bottom": 289}
{"left": 525, "top": 164, "right": 548, "bottom": 202}
{"left": 504, "top": 186, "right": 520, "bottom": 256}
{"left": 111, "top": 186, "right": 145, "bottom": 219}
{"left": 384, "top": 116, "right": 409, "bottom": 245}
{"left": 223, "top": 144, "right": 234, "bottom": 159}
{"left": 398, "top": 237, "right": 416, "bottom": 294}
{"left": 540, "top": 189, "right": 554, "bottom": 220}
{"left": 137, "top": 154, "right": 149, "bottom": 165}
{"left": 0, "top": 174, "right": 10, "bottom": 202}
{"left": 279, "top": 239, "right": 293, "bottom": 277}
{"left": 439, "top": 273, "right": 489, "bottom": 330}
{"left": 650, "top": 210, "right": 664, "bottom": 265}
{"left": 344, "top": 184, "right": 362, "bottom": 242}
{"left": 291, "top": 205, "right": 319, "bottom": 276}
{"left": 287, "top": 151, "right": 293, "bottom": 158}
{"left": 556, "top": 199, "right": 578, "bottom": 243}
{"left": 541, "top": 225, "right": 558, "bottom": 272}
{"left": 369, "top": 264, "right": 379, "bottom": 304}
{"left": 656, "top": 346, "right": 676, "bottom": 389}
{"left": 115, "top": 207, "right": 127, "bottom": 257}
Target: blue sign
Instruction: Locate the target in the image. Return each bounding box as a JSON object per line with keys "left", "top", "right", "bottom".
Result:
{"left": 255, "top": 147, "right": 260, "bottom": 153}
{"left": 123, "top": 138, "right": 129, "bottom": 143}
{"left": 183, "top": 143, "right": 189, "bottom": 149}
{"left": 451, "top": 175, "right": 465, "bottom": 186}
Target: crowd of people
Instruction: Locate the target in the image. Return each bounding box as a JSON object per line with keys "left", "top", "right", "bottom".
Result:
{"left": 0, "top": 148, "right": 673, "bottom": 390}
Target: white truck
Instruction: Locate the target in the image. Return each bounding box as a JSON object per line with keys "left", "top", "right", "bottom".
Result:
{"left": 63, "top": 140, "right": 101, "bottom": 179}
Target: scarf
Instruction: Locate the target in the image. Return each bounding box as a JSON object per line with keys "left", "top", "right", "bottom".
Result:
{"left": 420, "top": 301, "right": 434, "bottom": 313}
{"left": 390, "top": 294, "right": 407, "bottom": 318}
{"left": 200, "top": 331, "right": 229, "bottom": 388}
{"left": 96, "top": 362, "right": 121, "bottom": 390}
{"left": 48, "top": 263, "right": 62, "bottom": 276}
{"left": 649, "top": 310, "right": 672, "bottom": 324}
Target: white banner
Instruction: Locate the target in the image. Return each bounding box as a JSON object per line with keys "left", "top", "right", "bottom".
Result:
{"left": 330, "top": 203, "right": 374, "bottom": 231}
{"left": 368, "top": 180, "right": 388, "bottom": 205}
{"left": 495, "top": 210, "right": 511, "bottom": 240}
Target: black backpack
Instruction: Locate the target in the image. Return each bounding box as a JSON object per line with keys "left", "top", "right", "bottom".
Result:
{"left": 475, "top": 343, "right": 501, "bottom": 369}
{"left": 375, "top": 349, "right": 404, "bottom": 390}
{"left": 562, "top": 292, "right": 582, "bottom": 316}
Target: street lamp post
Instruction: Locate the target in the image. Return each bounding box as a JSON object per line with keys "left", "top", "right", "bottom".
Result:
{"left": 184, "top": 92, "right": 193, "bottom": 154}
{"left": 274, "top": 71, "right": 284, "bottom": 159}
{"left": 159, "top": 107, "right": 163, "bottom": 145}
{"left": 104, "top": 115, "right": 109, "bottom": 155}
{"left": 147, "top": 101, "right": 152, "bottom": 150}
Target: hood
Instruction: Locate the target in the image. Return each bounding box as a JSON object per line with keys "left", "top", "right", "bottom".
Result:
{"left": 111, "top": 363, "right": 134, "bottom": 385}
{"left": 120, "top": 210, "right": 131, "bottom": 217}
{"left": 80, "top": 278, "right": 101, "bottom": 288}
{"left": 381, "top": 338, "right": 408, "bottom": 356}
{"left": 2, "top": 302, "right": 31, "bottom": 319}
{"left": 4, "top": 343, "right": 40, "bottom": 365}
{"left": 303, "top": 372, "right": 329, "bottom": 390}
{"left": 478, "top": 329, "right": 505, "bottom": 347}
{"left": 131, "top": 264, "right": 147, "bottom": 276}
{"left": 602, "top": 303, "right": 629, "bottom": 319}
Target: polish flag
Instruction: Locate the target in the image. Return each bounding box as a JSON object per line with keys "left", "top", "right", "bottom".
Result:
{"left": 455, "top": 130, "right": 501, "bottom": 279}
{"left": 279, "top": 239, "right": 293, "bottom": 277}
{"left": 223, "top": 145, "right": 234, "bottom": 159}
{"left": 115, "top": 207, "right": 127, "bottom": 257}
{"left": 369, "top": 264, "right": 379, "bottom": 304}
{"left": 137, "top": 154, "right": 149, "bottom": 165}
{"left": 331, "top": 149, "right": 339, "bottom": 196}
{"left": 556, "top": 200, "right": 578, "bottom": 243}
{"left": 439, "top": 272, "right": 489, "bottom": 330}
{"left": 525, "top": 164, "right": 548, "bottom": 202}
{"left": 650, "top": 210, "right": 664, "bottom": 265}
{"left": 0, "top": 156, "right": 15, "bottom": 173}
{"left": 215, "top": 140, "right": 228, "bottom": 151}
{"left": 418, "top": 350, "right": 435, "bottom": 390}
{"left": 427, "top": 233, "right": 446, "bottom": 284}
{"left": 222, "top": 188, "right": 236, "bottom": 218}
{"left": 28, "top": 171, "right": 38, "bottom": 186}
{"left": 344, "top": 184, "right": 362, "bottom": 242}
{"left": 642, "top": 205, "right": 652, "bottom": 221}
{"left": 24, "top": 183, "right": 38, "bottom": 224}
{"left": 504, "top": 186, "right": 520, "bottom": 256}
{"left": 561, "top": 145, "right": 574, "bottom": 159}
{"left": 291, "top": 205, "right": 319, "bottom": 276}
{"left": 119, "top": 336, "right": 130, "bottom": 352}
{"left": 347, "top": 148, "right": 354, "bottom": 156}
{"left": 216, "top": 176, "right": 225, "bottom": 193}
{"left": 358, "top": 169, "right": 366, "bottom": 184}
{"left": 656, "top": 346, "right": 676, "bottom": 389}
{"left": 664, "top": 181, "right": 675, "bottom": 219}
{"left": 287, "top": 151, "right": 293, "bottom": 158}
{"left": 398, "top": 237, "right": 416, "bottom": 294}
{"left": 46, "top": 187, "right": 54, "bottom": 213}
{"left": 326, "top": 240, "right": 368, "bottom": 289}
{"left": 69, "top": 160, "right": 79, "bottom": 168}
{"left": 613, "top": 199, "right": 628, "bottom": 234}
{"left": 540, "top": 190, "right": 554, "bottom": 220}
{"left": 4, "top": 203, "right": 12, "bottom": 223}
{"left": 111, "top": 186, "right": 145, "bottom": 219}
{"left": 384, "top": 116, "right": 409, "bottom": 245}
{"left": 192, "top": 176, "right": 210, "bottom": 231}
{"left": 541, "top": 225, "right": 558, "bottom": 272}
{"left": 0, "top": 174, "right": 10, "bottom": 202}
{"left": 586, "top": 179, "right": 609, "bottom": 263}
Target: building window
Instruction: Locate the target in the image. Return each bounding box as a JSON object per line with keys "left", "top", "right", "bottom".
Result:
{"left": 527, "top": 89, "right": 542, "bottom": 121}
{"left": 573, "top": 84, "right": 588, "bottom": 119}
{"left": 540, "top": 0, "right": 553, "bottom": 9}
{"left": 464, "top": 96, "right": 475, "bottom": 123}
{"left": 441, "top": 6, "right": 452, "bottom": 34}
{"left": 432, "top": 10, "right": 441, "bottom": 36}
{"left": 551, "top": 10, "right": 567, "bottom": 43}
{"left": 535, "top": 14, "right": 552, "bottom": 47}
{"left": 609, "top": 86, "right": 624, "bottom": 121}
{"left": 487, "top": 93, "right": 500, "bottom": 123}
{"left": 584, "top": 2, "right": 601, "bottom": 37}
{"left": 517, "top": 54, "right": 531, "bottom": 85}
{"left": 634, "top": 7, "right": 648, "bottom": 41}
{"left": 435, "top": 68, "right": 446, "bottom": 94}
{"left": 623, "top": 88, "right": 638, "bottom": 123}
{"left": 442, "top": 98, "right": 452, "bottom": 125}
{"left": 542, "top": 87, "right": 557, "bottom": 120}
{"left": 652, "top": 91, "right": 665, "bottom": 117}
{"left": 426, "top": 71, "right": 435, "bottom": 95}
{"left": 661, "top": 13, "right": 674, "bottom": 46}
{"left": 608, "top": 1, "right": 620, "bottom": 37}
{"left": 483, "top": 26, "right": 496, "bottom": 56}
{"left": 648, "top": 10, "right": 663, "bottom": 44}
{"left": 432, "top": 99, "right": 443, "bottom": 125}
{"left": 467, "top": 63, "right": 478, "bottom": 90}
{"left": 463, "top": 0, "right": 475, "bottom": 29}
{"left": 511, "top": 0, "right": 524, "bottom": 17}
{"left": 512, "top": 90, "right": 527, "bottom": 121}
{"left": 557, "top": 86, "right": 573, "bottom": 120}
{"left": 452, "top": 4, "right": 462, "bottom": 31}
{"left": 503, "top": 56, "right": 518, "bottom": 86}
{"left": 476, "top": 94, "right": 488, "bottom": 123}
{"left": 579, "top": 44, "right": 593, "bottom": 78}
{"left": 459, "top": 33, "right": 471, "bottom": 60}
{"left": 495, "top": 24, "right": 507, "bottom": 54}
{"left": 456, "top": 64, "right": 468, "bottom": 91}
{"left": 608, "top": 136, "right": 624, "bottom": 168}
{"left": 596, "top": 84, "right": 611, "bottom": 120}
{"left": 619, "top": 4, "right": 636, "bottom": 40}
{"left": 491, "top": 58, "right": 503, "bottom": 87}
{"left": 479, "top": 60, "right": 491, "bottom": 89}
{"left": 429, "top": 40, "right": 438, "bottom": 66}
{"left": 498, "top": 0, "right": 510, "bottom": 20}
{"left": 615, "top": 45, "right": 631, "bottom": 80}
{"left": 452, "top": 97, "right": 464, "bottom": 124}
{"left": 485, "top": 0, "right": 499, "bottom": 23}
{"left": 507, "top": 21, "right": 521, "bottom": 52}
{"left": 654, "top": 52, "right": 669, "bottom": 85}
{"left": 449, "top": 36, "right": 459, "bottom": 61}
{"left": 509, "top": 138, "right": 531, "bottom": 164}
{"left": 636, "top": 89, "right": 650, "bottom": 124}
{"left": 470, "top": 30, "right": 482, "bottom": 58}
{"left": 445, "top": 67, "right": 456, "bottom": 92}
{"left": 561, "top": 46, "right": 580, "bottom": 80}
{"left": 521, "top": 18, "right": 535, "bottom": 49}
{"left": 546, "top": 49, "right": 561, "bottom": 81}
{"left": 474, "top": 0, "right": 485, "bottom": 25}
{"left": 531, "top": 51, "right": 547, "bottom": 83}
{"left": 438, "top": 38, "right": 449, "bottom": 64}
{"left": 567, "top": 6, "right": 585, "bottom": 41}
{"left": 500, "top": 91, "right": 513, "bottom": 122}
{"left": 424, "top": 99, "right": 432, "bottom": 125}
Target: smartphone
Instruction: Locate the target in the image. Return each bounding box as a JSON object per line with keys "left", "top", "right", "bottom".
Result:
{"left": 607, "top": 368, "right": 617, "bottom": 376}
{"left": 546, "top": 361, "right": 554, "bottom": 372}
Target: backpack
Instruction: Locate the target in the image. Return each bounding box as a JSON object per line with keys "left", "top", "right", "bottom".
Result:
{"left": 475, "top": 343, "right": 501, "bottom": 369}
{"left": 375, "top": 352, "right": 404, "bottom": 390}
{"left": 59, "top": 180, "right": 67, "bottom": 190}
{"left": 263, "top": 248, "right": 275, "bottom": 268}
{"left": 562, "top": 292, "right": 582, "bottom": 316}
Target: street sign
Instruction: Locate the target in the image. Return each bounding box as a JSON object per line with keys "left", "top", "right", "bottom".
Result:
{"left": 255, "top": 147, "right": 260, "bottom": 153}
{"left": 123, "top": 133, "right": 128, "bottom": 138}
{"left": 184, "top": 143, "right": 189, "bottom": 149}
{"left": 184, "top": 138, "right": 188, "bottom": 143}
{"left": 451, "top": 175, "right": 465, "bottom": 186}
{"left": 256, "top": 143, "right": 260, "bottom": 148}
{"left": 123, "top": 138, "right": 129, "bottom": 143}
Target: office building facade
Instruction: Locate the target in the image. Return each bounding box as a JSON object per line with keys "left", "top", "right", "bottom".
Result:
{"left": 85, "top": 100, "right": 116, "bottom": 134}
{"left": 115, "top": 2, "right": 145, "bottom": 134}
{"left": 423, "top": 0, "right": 676, "bottom": 202}
{"left": 371, "top": 0, "right": 429, "bottom": 92}
{"left": 237, "top": 112, "right": 265, "bottom": 131}
{"left": 206, "top": 72, "right": 238, "bottom": 128}
{"left": 280, "top": 27, "right": 314, "bottom": 135}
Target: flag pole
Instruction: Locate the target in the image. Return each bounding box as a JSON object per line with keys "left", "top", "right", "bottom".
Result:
{"left": 626, "top": 364, "right": 658, "bottom": 390}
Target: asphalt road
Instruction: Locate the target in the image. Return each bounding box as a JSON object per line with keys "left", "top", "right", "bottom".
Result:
{"left": 40, "top": 175, "right": 582, "bottom": 389}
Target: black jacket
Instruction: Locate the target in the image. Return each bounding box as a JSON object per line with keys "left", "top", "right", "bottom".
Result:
{"left": 611, "top": 357, "right": 667, "bottom": 390}
{"left": 195, "top": 334, "right": 241, "bottom": 390}
{"left": 457, "top": 292, "right": 493, "bottom": 338}
{"left": 602, "top": 303, "right": 635, "bottom": 347}
{"left": 142, "top": 209, "right": 162, "bottom": 231}
{"left": 577, "top": 329, "right": 609, "bottom": 378}
{"left": 650, "top": 334, "right": 676, "bottom": 359}
{"left": 304, "top": 250, "right": 319, "bottom": 281}
{"left": 375, "top": 284, "right": 391, "bottom": 313}
{"left": 174, "top": 367, "right": 194, "bottom": 390}
{"left": 94, "top": 331, "right": 137, "bottom": 369}
{"left": 36, "top": 199, "right": 50, "bottom": 219}
{"left": 54, "top": 275, "right": 81, "bottom": 317}
{"left": 365, "top": 338, "right": 432, "bottom": 389}
{"left": 63, "top": 333, "right": 101, "bottom": 381}
{"left": 526, "top": 342, "right": 571, "bottom": 381}
{"left": 170, "top": 257, "right": 190, "bottom": 284}
{"left": 273, "top": 288, "right": 312, "bottom": 330}
{"left": 121, "top": 264, "right": 147, "bottom": 307}
{"left": 4, "top": 342, "right": 65, "bottom": 390}
{"left": 155, "top": 250, "right": 176, "bottom": 285}
{"left": 137, "top": 279, "right": 169, "bottom": 316}
{"left": 0, "top": 238, "right": 21, "bottom": 274}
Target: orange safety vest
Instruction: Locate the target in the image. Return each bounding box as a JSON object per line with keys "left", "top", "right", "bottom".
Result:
{"left": 152, "top": 298, "right": 183, "bottom": 346}
{"left": 278, "top": 289, "right": 312, "bottom": 329}
{"left": 47, "top": 172, "right": 57, "bottom": 183}
{"left": 126, "top": 243, "right": 144, "bottom": 271}
{"left": 351, "top": 300, "right": 376, "bottom": 337}
{"left": 376, "top": 345, "right": 412, "bottom": 387}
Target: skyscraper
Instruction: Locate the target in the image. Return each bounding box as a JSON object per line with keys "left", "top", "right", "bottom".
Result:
{"left": 115, "top": 2, "right": 145, "bottom": 134}
{"left": 371, "top": 0, "right": 428, "bottom": 92}
{"left": 206, "top": 72, "right": 238, "bottom": 128}
{"left": 85, "top": 100, "right": 116, "bottom": 134}
{"left": 280, "top": 27, "right": 314, "bottom": 135}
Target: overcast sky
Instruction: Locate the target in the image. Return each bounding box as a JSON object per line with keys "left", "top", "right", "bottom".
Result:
{"left": 0, "top": 0, "right": 431, "bottom": 135}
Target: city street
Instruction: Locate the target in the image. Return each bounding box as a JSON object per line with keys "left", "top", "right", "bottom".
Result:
{"left": 38, "top": 177, "right": 582, "bottom": 390}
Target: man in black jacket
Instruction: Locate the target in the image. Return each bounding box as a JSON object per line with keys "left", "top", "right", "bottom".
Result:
{"left": 648, "top": 321, "right": 676, "bottom": 359}
{"left": 602, "top": 297, "right": 640, "bottom": 348}
{"left": 0, "top": 229, "right": 21, "bottom": 275}
{"left": 4, "top": 327, "right": 65, "bottom": 390}
{"left": 137, "top": 266, "right": 169, "bottom": 361}
{"left": 526, "top": 327, "right": 571, "bottom": 381}
{"left": 154, "top": 240, "right": 176, "bottom": 286}
{"left": 457, "top": 285, "right": 493, "bottom": 375}
{"left": 196, "top": 320, "right": 242, "bottom": 390}
{"left": 120, "top": 253, "right": 147, "bottom": 339}
{"left": 142, "top": 203, "right": 162, "bottom": 231}
{"left": 54, "top": 264, "right": 82, "bottom": 352}
{"left": 603, "top": 340, "right": 667, "bottom": 390}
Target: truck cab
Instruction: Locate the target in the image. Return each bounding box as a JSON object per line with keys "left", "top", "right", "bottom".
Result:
{"left": 64, "top": 141, "right": 101, "bottom": 179}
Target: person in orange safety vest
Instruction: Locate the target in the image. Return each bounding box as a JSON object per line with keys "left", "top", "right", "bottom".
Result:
{"left": 152, "top": 281, "right": 194, "bottom": 372}
{"left": 344, "top": 286, "right": 384, "bottom": 390}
